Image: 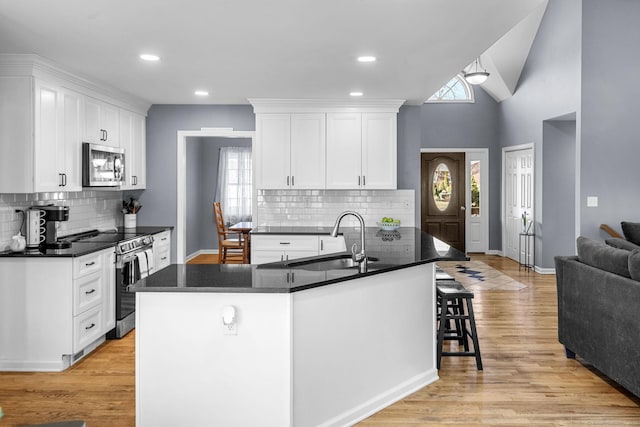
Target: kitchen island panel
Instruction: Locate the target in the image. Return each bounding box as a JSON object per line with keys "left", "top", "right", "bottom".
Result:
{"left": 135, "top": 291, "right": 292, "bottom": 427}
{"left": 292, "top": 263, "right": 437, "bottom": 426}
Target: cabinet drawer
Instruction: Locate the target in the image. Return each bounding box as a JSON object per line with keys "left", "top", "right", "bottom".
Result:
{"left": 73, "top": 305, "right": 103, "bottom": 352}
{"left": 73, "top": 252, "right": 103, "bottom": 277}
{"left": 252, "top": 235, "right": 318, "bottom": 251}
{"left": 155, "top": 247, "right": 170, "bottom": 271}
{"left": 73, "top": 272, "right": 103, "bottom": 315}
{"left": 154, "top": 230, "right": 170, "bottom": 248}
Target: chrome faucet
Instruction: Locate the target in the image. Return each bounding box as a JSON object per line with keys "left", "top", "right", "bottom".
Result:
{"left": 331, "top": 211, "right": 368, "bottom": 273}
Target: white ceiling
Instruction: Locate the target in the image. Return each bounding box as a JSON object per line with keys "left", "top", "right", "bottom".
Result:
{"left": 0, "top": 0, "right": 547, "bottom": 106}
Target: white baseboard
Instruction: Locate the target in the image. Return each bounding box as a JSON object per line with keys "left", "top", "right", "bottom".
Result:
{"left": 535, "top": 266, "right": 556, "bottom": 275}
{"left": 485, "top": 250, "right": 503, "bottom": 256}
{"left": 185, "top": 249, "right": 218, "bottom": 262}
{"left": 322, "top": 369, "right": 439, "bottom": 427}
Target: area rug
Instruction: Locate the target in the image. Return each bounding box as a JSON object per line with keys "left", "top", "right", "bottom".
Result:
{"left": 436, "top": 260, "right": 528, "bottom": 291}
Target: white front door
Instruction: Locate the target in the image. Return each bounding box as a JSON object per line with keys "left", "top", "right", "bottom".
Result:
{"left": 504, "top": 147, "right": 534, "bottom": 262}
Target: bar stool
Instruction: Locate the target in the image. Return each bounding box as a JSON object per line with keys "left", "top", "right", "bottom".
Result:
{"left": 436, "top": 281, "right": 483, "bottom": 370}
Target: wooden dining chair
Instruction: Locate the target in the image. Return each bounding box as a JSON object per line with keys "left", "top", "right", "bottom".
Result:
{"left": 213, "top": 202, "right": 246, "bottom": 264}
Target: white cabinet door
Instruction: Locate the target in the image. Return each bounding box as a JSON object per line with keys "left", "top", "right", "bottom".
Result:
{"left": 34, "top": 83, "right": 83, "bottom": 192}
{"left": 83, "top": 97, "right": 119, "bottom": 147}
{"left": 83, "top": 97, "right": 102, "bottom": 144}
{"left": 290, "top": 113, "right": 325, "bottom": 189}
{"left": 326, "top": 113, "right": 362, "bottom": 189}
{"left": 61, "top": 90, "right": 82, "bottom": 191}
{"left": 34, "top": 81, "right": 64, "bottom": 191}
{"left": 319, "top": 235, "right": 346, "bottom": 255}
{"left": 101, "top": 102, "right": 120, "bottom": 147}
{"left": 131, "top": 112, "right": 146, "bottom": 188}
{"left": 256, "top": 114, "right": 291, "bottom": 189}
{"left": 120, "top": 110, "right": 147, "bottom": 190}
{"left": 361, "top": 113, "right": 396, "bottom": 189}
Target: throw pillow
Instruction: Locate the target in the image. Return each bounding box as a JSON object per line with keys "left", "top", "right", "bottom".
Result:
{"left": 629, "top": 250, "right": 640, "bottom": 281}
{"left": 605, "top": 237, "right": 640, "bottom": 252}
{"left": 577, "top": 236, "right": 631, "bottom": 278}
{"left": 621, "top": 221, "right": 640, "bottom": 246}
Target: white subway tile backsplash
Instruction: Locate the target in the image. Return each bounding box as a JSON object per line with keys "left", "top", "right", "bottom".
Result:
{"left": 256, "top": 189, "right": 415, "bottom": 228}
{"left": 0, "top": 190, "right": 123, "bottom": 252}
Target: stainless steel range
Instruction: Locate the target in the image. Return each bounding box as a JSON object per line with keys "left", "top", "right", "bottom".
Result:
{"left": 68, "top": 230, "right": 154, "bottom": 338}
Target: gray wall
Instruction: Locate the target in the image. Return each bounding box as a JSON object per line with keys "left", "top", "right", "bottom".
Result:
{"left": 397, "top": 88, "right": 501, "bottom": 249}
{"left": 186, "top": 137, "right": 251, "bottom": 257}
{"left": 580, "top": 0, "right": 640, "bottom": 238}
{"left": 140, "top": 105, "right": 255, "bottom": 262}
{"left": 542, "top": 119, "right": 576, "bottom": 267}
{"left": 498, "top": 0, "right": 581, "bottom": 267}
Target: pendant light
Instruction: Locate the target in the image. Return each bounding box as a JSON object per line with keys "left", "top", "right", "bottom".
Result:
{"left": 464, "top": 58, "right": 490, "bottom": 85}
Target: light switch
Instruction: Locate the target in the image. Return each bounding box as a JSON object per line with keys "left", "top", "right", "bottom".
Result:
{"left": 587, "top": 196, "right": 598, "bottom": 207}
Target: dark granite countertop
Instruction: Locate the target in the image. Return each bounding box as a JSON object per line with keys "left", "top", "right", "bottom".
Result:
{"left": 0, "top": 226, "right": 172, "bottom": 258}
{"left": 131, "top": 228, "right": 468, "bottom": 294}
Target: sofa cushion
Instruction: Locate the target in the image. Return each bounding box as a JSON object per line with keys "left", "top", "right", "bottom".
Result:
{"left": 605, "top": 237, "right": 640, "bottom": 252}
{"left": 628, "top": 250, "right": 640, "bottom": 281}
{"left": 577, "top": 236, "right": 631, "bottom": 278}
{"left": 621, "top": 222, "right": 640, "bottom": 246}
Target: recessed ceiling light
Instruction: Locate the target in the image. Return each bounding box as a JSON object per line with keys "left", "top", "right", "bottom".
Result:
{"left": 350, "top": 91, "right": 363, "bottom": 97}
{"left": 139, "top": 54, "right": 160, "bottom": 62}
{"left": 357, "top": 56, "right": 376, "bottom": 63}
{"left": 195, "top": 90, "right": 209, "bottom": 96}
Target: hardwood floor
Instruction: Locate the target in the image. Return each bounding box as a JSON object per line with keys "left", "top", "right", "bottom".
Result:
{"left": 1, "top": 254, "right": 638, "bottom": 426}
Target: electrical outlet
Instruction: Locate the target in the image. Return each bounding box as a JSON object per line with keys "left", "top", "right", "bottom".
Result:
{"left": 223, "top": 323, "right": 237, "bottom": 336}
{"left": 587, "top": 196, "right": 598, "bottom": 207}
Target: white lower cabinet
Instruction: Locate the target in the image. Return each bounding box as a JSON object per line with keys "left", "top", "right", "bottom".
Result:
{"left": 0, "top": 247, "right": 115, "bottom": 371}
{"left": 251, "top": 234, "right": 346, "bottom": 264}
{"left": 152, "top": 230, "right": 171, "bottom": 272}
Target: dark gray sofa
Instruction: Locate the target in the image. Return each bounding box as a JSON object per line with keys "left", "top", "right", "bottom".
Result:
{"left": 555, "top": 236, "right": 640, "bottom": 398}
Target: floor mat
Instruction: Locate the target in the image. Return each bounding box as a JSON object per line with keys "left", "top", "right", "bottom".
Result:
{"left": 437, "top": 260, "right": 528, "bottom": 291}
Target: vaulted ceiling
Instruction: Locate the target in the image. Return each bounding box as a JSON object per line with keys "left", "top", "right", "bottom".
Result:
{"left": 0, "top": 0, "right": 548, "bottom": 105}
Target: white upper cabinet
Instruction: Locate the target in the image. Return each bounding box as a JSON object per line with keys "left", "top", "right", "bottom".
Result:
{"left": 256, "top": 114, "right": 291, "bottom": 189}
{"left": 290, "top": 113, "right": 326, "bottom": 189}
{"left": 0, "top": 77, "right": 82, "bottom": 192}
{"left": 326, "top": 112, "right": 397, "bottom": 190}
{"left": 250, "top": 99, "right": 402, "bottom": 191}
{"left": 256, "top": 113, "right": 325, "bottom": 190}
{"left": 361, "top": 113, "right": 397, "bottom": 189}
{"left": 119, "top": 109, "right": 146, "bottom": 190}
{"left": 83, "top": 96, "right": 120, "bottom": 148}
{"left": 326, "top": 113, "right": 362, "bottom": 189}
{"left": 0, "top": 55, "right": 149, "bottom": 193}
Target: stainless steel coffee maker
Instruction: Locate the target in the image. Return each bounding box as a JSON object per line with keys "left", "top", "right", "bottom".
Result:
{"left": 41, "top": 205, "right": 71, "bottom": 249}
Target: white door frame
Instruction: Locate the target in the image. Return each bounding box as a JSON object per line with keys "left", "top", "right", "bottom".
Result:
{"left": 501, "top": 143, "right": 534, "bottom": 260}
{"left": 176, "top": 128, "right": 256, "bottom": 263}
{"left": 420, "top": 148, "right": 489, "bottom": 253}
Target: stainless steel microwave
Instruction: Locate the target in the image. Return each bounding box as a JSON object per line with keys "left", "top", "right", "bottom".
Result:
{"left": 82, "top": 143, "right": 125, "bottom": 187}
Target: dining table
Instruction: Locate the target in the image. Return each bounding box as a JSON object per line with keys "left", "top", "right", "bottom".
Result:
{"left": 228, "top": 221, "right": 253, "bottom": 263}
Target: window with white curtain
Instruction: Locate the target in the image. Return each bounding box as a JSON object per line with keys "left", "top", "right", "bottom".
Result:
{"left": 215, "top": 146, "right": 252, "bottom": 225}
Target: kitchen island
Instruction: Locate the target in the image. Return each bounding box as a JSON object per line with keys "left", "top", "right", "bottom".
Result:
{"left": 131, "top": 228, "right": 466, "bottom": 427}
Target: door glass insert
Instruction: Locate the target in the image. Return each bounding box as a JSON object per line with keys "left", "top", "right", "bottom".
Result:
{"left": 470, "top": 160, "right": 480, "bottom": 216}
{"left": 432, "top": 163, "right": 452, "bottom": 211}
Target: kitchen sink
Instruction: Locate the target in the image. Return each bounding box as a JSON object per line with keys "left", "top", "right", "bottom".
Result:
{"left": 287, "top": 254, "right": 379, "bottom": 271}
